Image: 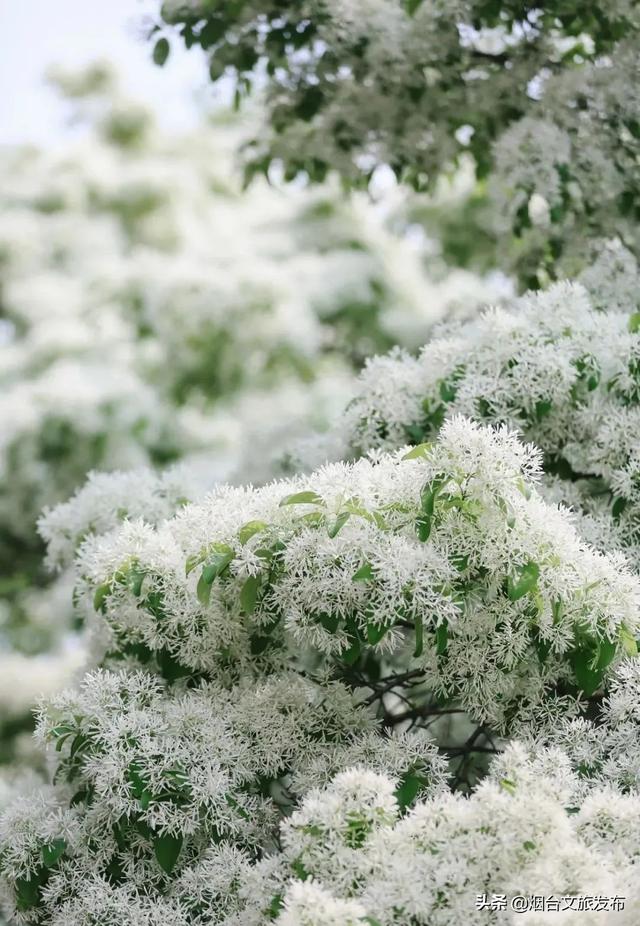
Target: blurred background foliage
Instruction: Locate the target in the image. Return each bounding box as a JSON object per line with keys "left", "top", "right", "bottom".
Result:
{"left": 0, "top": 59, "right": 508, "bottom": 770}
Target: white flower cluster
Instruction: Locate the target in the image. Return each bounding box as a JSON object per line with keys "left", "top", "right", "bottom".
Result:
{"left": 536, "top": 658, "right": 640, "bottom": 795}
{"left": 0, "top": 665, "right": 443, "bottom": 924}
{"left": 0, "top": 63, "right": 506, "bottom": 756}
{"left": 340, "top": 282, "right": 640, "bottom": 564}
{"left": 5, "top": 60, "right": 500, "bottom": 543}
{"left": 0, "top": 360, "right": 184, "bottom": 551}
{"left": 273, "top": 746, "right": 640, "bottom": 925}
{"left": 491, "top": 41, "right": 640, "bottom": 284}
{"left": 4, "top": 740, "right": 639, "bottom": 925}
{"left": 38, "top": 466, "right": 203, "bottom": 572}
{"left": 3, "top": 419, "right": 640, "bottom": 921}
{"left": 42, "top": 418, "right": 640, "bottom": 730}
{"left": 3, "top": 16, "right": 640, "bottom": 918}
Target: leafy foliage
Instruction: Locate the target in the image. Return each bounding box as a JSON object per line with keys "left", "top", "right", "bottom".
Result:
{"left": 152, "top": 1, "right": 640, "bottom": 284}
{"left": 2, "top": 419, "right": 640, "bottom": 922}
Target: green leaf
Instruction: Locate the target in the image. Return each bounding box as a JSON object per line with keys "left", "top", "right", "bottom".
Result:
{"left": 353, "top": 562, "right": 374, "bottom": 582}
{"left": 240, "top": 575, "right": 261, "bottom": 615}
{"left": 206, "top": 546, "right": 235, "bottom": 580}
{"left": 620, "top": 623, "right": 638, "bottom": 657}
{"left": 414, "top": 613, "right": 424, "bottom": 658}
{"left": 571, "top": 655, "right": 602, "bottom": 697}
{"left": 327, "top": 511, "right": 351, "bottom": 538}
{"left": 416, "top": 513, "right": 431, "bottom": 542}
{"left": 402, "top": 442, "right": 432, "bottom": 460}
{"left": 198, "top": 547, "right": 235, "bottom": 600}
{"left": 145, "top": 590, "right": 166, "bottom": 623}
{"left": 264, "top": 894, "right": 284, "bottom": 920}
{"left": 70, "top": 732, "right": 88, "bottom": 758}
{"left": 506, "top": 562, "right": 540, "bottom": 601}
{"left": 535, "top": 399, "right": 552, "bottom": 421}
{"left": 238, "top": 520, "right": 267, "bottom": 544}
{"left": 209, "top": 55, "right": 227, "bottom": 82}
{"left": 15, "top": 874, "right": 42, "bottom": 912}
{"left": 416, "top": 477, "right": 445, "bottom": 542}
{"left": 612, "top": 497, "right": 627, "bottom": 518}
{"left": 439, "top": 379, "right": 457, "bottom": 402}
{"left": 315, "top": 612, "right": 339, "bottom": 633}
{"left": 152, "top": 37, "right": 170, "bottom": 66}
{"left": 128, "top": 567, "right": 146, "bottom": 597}
{"left": 366, "top": 622, "right": 390, "bottom": 645}
{"left": 185, "top": 552, "right": 202, "bottom": 576}
{"left": 516, "top": 478, "right": 532, "bottom": 499}
{"left": 594, "top": 638, "right": 617, "bottom": 672}
{"left": 41, "top": 838, "right": 66, "bottom": 867}
{"left": 291, "top": 858, "right": 309, "bottom": 881}
{"left": 50, "top": 723, "right": 74, "bottom": 745}
{"left": 154, "top": 832, "right": 183, "bottom": 874}
{"left": 372, "top": 510, "right": 389, "bottom": 530}
{"left": 202, "top": 563, "right": 218, "bottom": 584}
{"left": 266, "top": 892, "right": 284, "bottom": 919}
{"left": 279, "top": 490, "right": 323, "bottom": 507}
{"left": 196, "top": 572, "right": 212, "bottom": 605}
{"left": 127, "top": 762, "right": 148, "bottom": 799}
{"left": 198, "top": 18, "right": 227, "bottom": 48}
{"left": 552, "top": 599, "right": 563, "bottom": 623}
{"left": 500, "top": 777, "right": 516, "bottom": 795}
{"left": 436, "top": 621, "right": 448, "bottom": 655}
{"left": 570, "top": 640, "right": 610, "bottom": 697}
{"left": 451, "top": 553, "right": 469, "bottom": 572}
{"left": 93, "top": 583, "right": 111, "bottom": 613}
{"left": 344, "top": 498, "right": 374, "bottom": 521}
{"left": 342, "top": 639, "right": 361, "bottom": 665}
{"left": 628, "top": 312, "right": 640, "bottom": 333}
{"left": 531, "top": 589, "right": 545, "bottom": 617}
{"left": 157, "top": 647, "right": 190, "bottom": 681}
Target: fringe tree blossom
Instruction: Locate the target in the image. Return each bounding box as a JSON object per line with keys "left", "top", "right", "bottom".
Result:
{"left": 0, "top": 62, "right": 504, "bottom": 762}
{"left": 38, "top": 467, "right": 203, "bottom": 572}
{"left": 152, "top": 0, "right": 640, "bottom": 282}
{"left": 2, "top": 58, "right": 499, "bottom": 539}
{"left": 0, "top": 668, "right": 440, "bottom": 923}
{"left": 3, "top": 746, "right": 639, "bottom": 924}
{"left": 2, "top": 5, "right": 640, "bottom": 917}
{"left": 533, "top": 658, "right": 640, "bottom": 795}
{"left": 3, "top": 420, "right": 640, "bottom": 921}
{"left": 338, "top": 282, "right": 640, "bottom": 566}
{"left": 490, "top": 43, "right": 640, "bottom": 286}
{"left": 49, "top": 418, "right": 640, "bottom": 728}
{"left": 274, "top": 748, "right": 640, "bottom": 925}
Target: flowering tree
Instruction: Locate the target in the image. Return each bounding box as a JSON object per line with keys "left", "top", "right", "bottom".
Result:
{"left": 0, "top": 63, "right": 499, "bottom": 747}
{"left": 2, "top": 5, "right": 640, "bottom": 924}
{"left": 2, "top": 417, "right": 640, "bottom": 923}
{"left": 151, "top": 1, "right": 640, "bottom": 286}
{"left": 331, "top": 279, "right": 640, "bottom": 567}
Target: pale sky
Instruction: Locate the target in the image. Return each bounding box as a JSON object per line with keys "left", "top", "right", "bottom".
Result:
{"left": 0, "top": 0, "right": 212, "bottom": 144}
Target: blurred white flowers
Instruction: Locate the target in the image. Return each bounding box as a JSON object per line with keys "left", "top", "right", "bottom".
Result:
{"left": 0, "top": 64, "right": 506, "bottom": 753}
